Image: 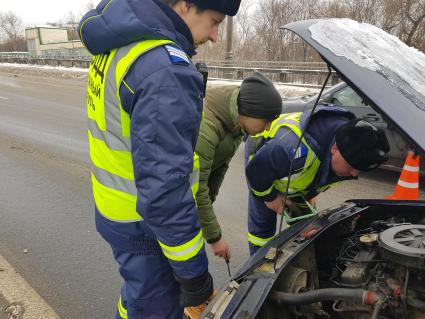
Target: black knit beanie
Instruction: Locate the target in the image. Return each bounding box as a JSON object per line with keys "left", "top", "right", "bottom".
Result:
{"left": 237, "top": 72, "right": 282, "bottom": 120}
{"left": 188, "top": 0, "right": 241, "bottom": 16}
{"left": 335, "top": 119, "right": 390, "bottom": 171}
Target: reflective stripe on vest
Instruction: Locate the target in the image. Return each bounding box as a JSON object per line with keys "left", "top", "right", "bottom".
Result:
{"left": 249, "top": 113, "right": 321, "bottom": 197}
{"left": 87, "top": 39, "right": 200, "bottom": 223}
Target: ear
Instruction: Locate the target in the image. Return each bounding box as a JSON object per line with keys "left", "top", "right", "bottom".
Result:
{"left": 181, "top": 0, "right": 192, "bottom": 12}
{"left": 331, "top": 143, "right": 338, "bottom": 155}
{"left": 174, "top": 1, "right": 190, "bottom": 15}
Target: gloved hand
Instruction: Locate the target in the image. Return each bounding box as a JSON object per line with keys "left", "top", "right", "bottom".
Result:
{"left": 175, "top": 271, "right": 214, "bottom": 307}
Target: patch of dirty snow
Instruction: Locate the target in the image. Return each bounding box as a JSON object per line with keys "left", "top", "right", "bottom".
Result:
{"left": 0, "top": 62, "right": 88, "bottom": 80}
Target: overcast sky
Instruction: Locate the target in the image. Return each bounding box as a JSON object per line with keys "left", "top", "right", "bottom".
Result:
{"left": 0, "top": 0, "right": 257, "bottom": 28}
{"left": 0, "top": 0, "right": 93, "bottom": 26}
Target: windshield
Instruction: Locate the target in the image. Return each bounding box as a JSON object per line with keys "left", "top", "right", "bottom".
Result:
{"left": 307, "top": 82, "right": 345, "bottom": 103}
{"left": 310, "top": 19, "right": 425, "bottom": 111}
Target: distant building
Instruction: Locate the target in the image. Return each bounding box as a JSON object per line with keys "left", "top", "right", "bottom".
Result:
{"left": 25, "top": 26, "right": 90, "bottom": 58}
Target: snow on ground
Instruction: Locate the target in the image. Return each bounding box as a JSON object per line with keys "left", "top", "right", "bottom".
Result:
{"left": 208, "top": 79, "right": 317, "bottom": 98}
{"left": 0, "top": 62, "right": 316, "bottom": 98}
{"left": 0, "top": 62, "right": 88, "bottom": 80}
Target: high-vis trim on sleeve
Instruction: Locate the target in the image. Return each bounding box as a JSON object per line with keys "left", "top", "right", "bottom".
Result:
{"left": 251, "top": 184, "right": 275, "bottom": 197}
{"left": 158, "top": 230, "right": 205, "bottom": 262}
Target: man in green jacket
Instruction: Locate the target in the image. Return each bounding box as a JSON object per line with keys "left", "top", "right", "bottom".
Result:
{"left": 195, "top": 72, "right": 282, "bottom": 260}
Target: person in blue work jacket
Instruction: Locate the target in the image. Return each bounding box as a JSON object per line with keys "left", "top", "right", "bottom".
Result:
{"left": 79, "top": 0, "right": 241, "bottom": 318}
{"left": 245, "top": 106, "right": 390, "bottom": 255}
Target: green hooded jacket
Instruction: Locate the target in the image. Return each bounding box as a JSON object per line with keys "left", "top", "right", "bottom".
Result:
{"left": 195, "top": 84, "right": 243, "bottom": 244}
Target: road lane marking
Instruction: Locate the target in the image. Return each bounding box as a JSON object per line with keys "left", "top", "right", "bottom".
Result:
{"left": 0, "top": 96, "right": 8, "bottom": 100}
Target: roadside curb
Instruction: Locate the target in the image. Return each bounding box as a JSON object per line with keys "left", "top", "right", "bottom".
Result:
{"left": 0, "top": 254, "right": 60, "bottom": 319}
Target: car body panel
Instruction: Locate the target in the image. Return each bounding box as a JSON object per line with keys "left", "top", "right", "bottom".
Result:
{"left": 203, "top": 202, "right": 364, "bottom": 318}
{"left": 284, "top": 19, "right": 425, "bottom": 155}
{"left": 282, "top": 82, "right": 409, "bottom": 162}
{"left": 204, "top": 200, "right": 425, "bottom": 318}
{"left": 202, "top": 19, "right": 425, "bottom": 319}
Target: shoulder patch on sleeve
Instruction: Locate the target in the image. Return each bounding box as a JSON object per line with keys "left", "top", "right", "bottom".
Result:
{"left": 164, "top": 44, "right": 190, "bottom": 65}
{"left": 291, "top": 143, "right": 308, "bottom": 159}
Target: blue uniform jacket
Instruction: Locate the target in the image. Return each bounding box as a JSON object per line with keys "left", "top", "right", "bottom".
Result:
{"left": 79, "top": 0, "right": 207, "bottom": 280}
{"left": 245, "top": 106, "right": 356, "bottom": 201}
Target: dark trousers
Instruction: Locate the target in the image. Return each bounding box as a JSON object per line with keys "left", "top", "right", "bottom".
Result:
{"left": 112, "top": 247, "right": 183, "bottom": 319}
{"left": 248, "top": 192, "right": 311, "bottom": 255}
{"left": 247, "top": 192, "right": 277, "bottom": 255}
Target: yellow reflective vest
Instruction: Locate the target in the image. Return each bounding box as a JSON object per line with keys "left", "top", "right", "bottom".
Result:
{"left": 248, "top": 112, "right": 334, "bottom": 198}
{"left": 86, "top": 39, "right": 202, "bottom": 262}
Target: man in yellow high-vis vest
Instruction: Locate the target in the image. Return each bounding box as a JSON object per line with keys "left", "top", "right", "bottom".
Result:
{"left": 79, "top": 0, "right": 240, "bottom": 318}
{"left": 245, "top": 107, "right": 390, "bottom": 255}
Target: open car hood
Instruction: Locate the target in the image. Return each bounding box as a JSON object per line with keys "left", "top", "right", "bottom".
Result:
{"left": 202, "top": 19, "right": 425, "bottom": 319}
{"left": 284, "top": 19, "right": 425, "bottom": 155}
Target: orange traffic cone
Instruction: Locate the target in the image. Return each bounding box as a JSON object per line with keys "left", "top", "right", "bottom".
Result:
{"left": 386, "top": 151, "right": 420, "bottom": 200}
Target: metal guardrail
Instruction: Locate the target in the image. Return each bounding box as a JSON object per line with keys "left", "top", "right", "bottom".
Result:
{"left": 193, "top": 59, "right": 328, "bottom": 70}
{"left": 207, "top": 66, "right": 339, "bottom": 86}
{"left": 0, "top": 53, "right": 338, "bottom": 85}
{"left": 0, "top": 51, "right": 30, "bottom": 56}
{"left": 0, "top": 53, "right": 91, "bottom": 68}
{"left": 0, "top": 52, "right": 90, "bottom": 59}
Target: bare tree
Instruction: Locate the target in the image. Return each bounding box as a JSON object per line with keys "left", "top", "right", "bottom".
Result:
{"left": 0, "top": 11, "right": 27, "bottom": 51}
{"left": 64, "top": 11, "right": 80, "bottom": 29}
{"left": 400, "top": 0, "right": 425, "bottom": 46}
{"left": 320, "top": 0, "right": 347, "bottom": 18}
{"left": 47, "top": 2, "right": 97, "bottom": 40}
{"left": 381, "top": 0, "right": 402, "bottom": 33}
{"left": 233, "top": 1, "right": 257, "bottom": 61}
{"left": 253, "top": 0, "right": 290, "bottom": 60}
{"left": 50, "top": 1, "right": 96, "bottom": 29}
{"left": 85, "top": 1, "right": 96, "bottom": 11}
{"left": 0, "top": 11, "right": 23, "bottom": 42}
{"left": 250, "top": 0, "right": 327, "bottom": 61}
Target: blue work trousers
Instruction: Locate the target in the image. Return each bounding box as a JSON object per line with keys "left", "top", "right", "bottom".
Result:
{"left": 247, "top": 192, "right": 277, "bottom": 255}
{"left": 248, "top": 192, "right": 313, "bottom": 255}
{"left": 112, "top": 247, "right": 183, "bottom": 319}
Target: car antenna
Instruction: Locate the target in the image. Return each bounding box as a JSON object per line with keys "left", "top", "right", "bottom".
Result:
{"left": 273, "top": 64, "right": 334, "bottom": 271}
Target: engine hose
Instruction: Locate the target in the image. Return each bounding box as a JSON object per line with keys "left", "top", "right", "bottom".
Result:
{"left": 407, "top": 297, "right": 425, "bottom": 310}
{"left": 270, "top": 288, "right": 379, "bottom": 306}
{"left": 370, "top": 300, "right": 384, "bottom": 319}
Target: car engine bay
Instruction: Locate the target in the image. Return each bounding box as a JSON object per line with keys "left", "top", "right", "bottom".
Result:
{"left": 258, "top": 203, "right": 425, "bottom": 319}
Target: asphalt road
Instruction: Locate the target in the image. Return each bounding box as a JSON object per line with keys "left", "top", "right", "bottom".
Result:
{"left": 0, "top": 71, "right": 423, "bottom": 319}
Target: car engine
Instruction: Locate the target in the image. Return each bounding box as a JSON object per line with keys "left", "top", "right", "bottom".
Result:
{"left": 259, "top": 211, "right": 425, "bottom": 319}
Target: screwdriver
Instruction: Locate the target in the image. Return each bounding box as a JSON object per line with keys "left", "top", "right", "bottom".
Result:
{"left": 225, "top": 258, "right": 231, "bottom": 279}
